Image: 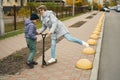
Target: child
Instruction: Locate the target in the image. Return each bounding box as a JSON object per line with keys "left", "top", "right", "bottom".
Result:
{"left": 24, "top": 13, "right": 39, "bottom": 68}
{"left": 38, "top": 5, "right": 89, "bottom": 63}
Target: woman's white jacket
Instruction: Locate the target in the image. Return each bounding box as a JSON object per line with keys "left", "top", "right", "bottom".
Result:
{"left": 40, "top": 10, "right": 69, "bottom": 39}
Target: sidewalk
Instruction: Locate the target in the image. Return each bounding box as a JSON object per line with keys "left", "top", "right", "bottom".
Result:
{"left": 0, "top": 11, "right": 103, "bottom": 80}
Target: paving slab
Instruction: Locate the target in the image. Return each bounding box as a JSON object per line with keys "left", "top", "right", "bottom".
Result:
{"left": 0, "top": 11, "right": 103, "bottom": 80}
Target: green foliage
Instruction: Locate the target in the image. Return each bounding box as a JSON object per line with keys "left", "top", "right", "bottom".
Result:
{"left": 88, "top": 3, "right": 92, "bottom": 10}
{"left": 0, "top": 29, "right": 24, "bottom": 40}
{"left": 18, "top": 7, "right": 30, "bottom": 17}
{"left": 18, "top": 2, "right": 39, "bottom": 18}
{"left": 44, "top": 2, "right": 60, "bottom": 10}
{"left": 75, "top": 2, "right": 83, "bottom": 6}
{"left": 98, "top": 4, "right": 102, "bottom": 11}
{"left": 109, "top": 1, "right": 117, "bottom": 6}
{"left": 82, "top": 0, "right": 89, "bottom": 5}
{"left": 27, "top": 2, "right": 39, "bottom": 8}
{"left": 66, "top": 0, "right": 89, "bottom": 6}
{"left": 93, "top": 2, "right": 98, "bottom": 10}
{"left": 103, "top": 1, "right": 110, "bottom": 7}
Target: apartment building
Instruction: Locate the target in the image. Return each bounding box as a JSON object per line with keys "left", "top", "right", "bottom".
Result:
{"left": 3, "top": 0, "right": 27, "bottom": 6}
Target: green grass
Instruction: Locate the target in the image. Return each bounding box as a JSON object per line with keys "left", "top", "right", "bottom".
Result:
{"left": 0, "top": 29, "right": 24, "bottom": 40}
{"left": 0, "top": 13, "right": 84, "bottom": 40}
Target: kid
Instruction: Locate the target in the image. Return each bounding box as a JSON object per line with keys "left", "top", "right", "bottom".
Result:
{"left": 24, "top": 13, "right": 39, "bottom": 68}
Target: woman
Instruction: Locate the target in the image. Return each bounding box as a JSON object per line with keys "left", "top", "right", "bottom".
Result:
{"left": 38, "top": 5, "right": 89, "bottom": 63}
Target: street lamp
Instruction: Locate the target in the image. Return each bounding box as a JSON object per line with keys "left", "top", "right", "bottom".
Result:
{"left": 0, "top": 0, "right": 4, "bottom": 36}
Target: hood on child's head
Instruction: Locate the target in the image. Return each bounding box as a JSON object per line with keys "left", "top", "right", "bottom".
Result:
{"left": 25, "top": 19, "right": 32, "bottom": 26}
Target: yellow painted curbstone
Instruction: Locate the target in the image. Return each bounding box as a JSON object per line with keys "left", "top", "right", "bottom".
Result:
{"left": 75, "top": 59, "right": 92, "bottom": 70}
{"left": 95, "top": 28, "right": 101, "bottom": 32}
{"left": 87, "top": 39, "right": 97, "bottom": 46}
{"left": 97, "top": 23, "right": 102, "bottom": 28}
{"left": 82, "top": 47, "right": 96, "bottom": 55}
{"left": 90, "top": 34, "right": 99, "bottom": 40}
{"left": 92, "top": 30, "right": 100, "bottom": 35}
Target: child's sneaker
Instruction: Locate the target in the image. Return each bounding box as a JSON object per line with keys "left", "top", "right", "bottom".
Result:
{"left": 26, "top": 62, "right": 34, "bottom": 69}
{"left": 48, "top": 58, "right": 56, "bottom": 63}
{"left": 31, "top": 61, "right": 38, "bottom": 65}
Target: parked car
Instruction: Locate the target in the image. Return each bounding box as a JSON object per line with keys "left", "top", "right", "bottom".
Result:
{"left": 100, "top": 7, "right": 110, "bottom": 12}
{"left": 116, "top": 6, "right": 120, "bottom": 12}
{"left": 110, "top": 6, "right": 116, "bottom": 10}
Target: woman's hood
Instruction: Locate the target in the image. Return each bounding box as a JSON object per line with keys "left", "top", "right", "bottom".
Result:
{"left": 41, "top": 10, "right": 54, "bottom": 23}
{"left": 42, "top": 10, "right": 53, "bottom": 17}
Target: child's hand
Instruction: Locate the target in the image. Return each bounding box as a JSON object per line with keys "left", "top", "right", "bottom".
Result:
{"left": 37, "top": 32, "right": 42, "bottom": 35}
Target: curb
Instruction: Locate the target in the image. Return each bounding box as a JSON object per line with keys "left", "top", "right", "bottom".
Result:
{"left": 90, "top": 13, "right": 105, "bottom": 80}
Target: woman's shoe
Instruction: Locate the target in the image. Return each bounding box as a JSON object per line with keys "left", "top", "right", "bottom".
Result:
{"left": 82, "top": 41, "right": 89, "bottom": 47}
{"left": 48, "top": 58, "right": 56, "bottom": 63}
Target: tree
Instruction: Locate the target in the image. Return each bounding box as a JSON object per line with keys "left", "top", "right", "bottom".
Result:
{"left": 98, "top": 4, "right": 102, "bottom": 10}
{"left": 18, "top": 2, "right": 39, "bottom": 18}
{"left": 0, "top": 0, "right": 4, "bottom": 36}
{"left": 93, "top": 2, "right": 98, "bottom": 10}
{"left": 66, "top": 0, "right": 87, "bottom": 6}
{"left": 27, "top": 2, "right": 39, "bottom": 14}
{"left": 109, "top": 1, "right": 116, "bottom": 6}
{"left": 44, "top": 2, "right": 60, "bottom": 10}
{"left": 66, "top": 0, "right": 88, "bottom": 6}
{"left": 103, "top": 1, "right": 109, "bottom": 7}
{"left": 18, "top": 7, "right": 30, "bottom": 18}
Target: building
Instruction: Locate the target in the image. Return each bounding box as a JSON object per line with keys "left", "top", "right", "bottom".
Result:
{"left": 35, "top": 0, "right": 65, "bottom": 5}
{"left": 3, "top": 0, "right": 27, "bottom": 7}
{"left": 2, "top": 0, "right": 66, "bottom": 7}
{"left": 2, "top": 0, "right": 28, "bottom": 14}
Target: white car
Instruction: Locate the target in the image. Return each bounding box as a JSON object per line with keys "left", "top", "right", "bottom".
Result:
{"left": 116, "top": 6, "right": 120, "bottom": 12}
{"left": 104, "top": 8, "right": 110, "bottom": 12}
{"left": 101, "top": 7, "right": 110, "bottom": 12}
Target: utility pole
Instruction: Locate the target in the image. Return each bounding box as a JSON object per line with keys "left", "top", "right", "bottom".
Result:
{"left": 115, "top": 0, "right": 117, "bottom": 5}
{"left": 72, "top": 0, "right": 75, "bottom": 16}
{"left": 0, "top": 0, "right": 4, "bottom": 36}
{"left": 91, "top": 0, "right": 93, "bottom": 11}
{"left": 13, "top": 5, "right": 16, "bottom": 30}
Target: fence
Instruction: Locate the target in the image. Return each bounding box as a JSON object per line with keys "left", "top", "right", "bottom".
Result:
{"left": 3, "top": 5, "right": 89, "bottom": 33}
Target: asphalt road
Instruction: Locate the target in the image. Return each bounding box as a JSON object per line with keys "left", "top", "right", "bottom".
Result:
{"left": 98, "top": 11, "right": 120, "bottom": 80}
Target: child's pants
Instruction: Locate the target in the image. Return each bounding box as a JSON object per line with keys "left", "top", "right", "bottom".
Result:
{"left": 51, "top": 33, "right": 83, "bottom": 58}
{"left": 26, "top": 38, "right": 37, "bottom": 62}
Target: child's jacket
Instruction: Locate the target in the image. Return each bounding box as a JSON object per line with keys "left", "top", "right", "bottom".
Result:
{"left": 24, "top": 19, "right": 37, "bottom": 40}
